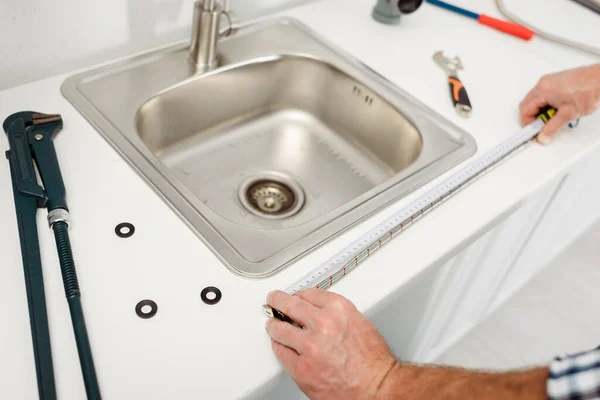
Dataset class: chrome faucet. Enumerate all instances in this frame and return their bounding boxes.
[189,0,232,72]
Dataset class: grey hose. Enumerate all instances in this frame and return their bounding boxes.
[495,0,600,57]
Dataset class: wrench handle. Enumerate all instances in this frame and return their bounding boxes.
[448,77,472,117]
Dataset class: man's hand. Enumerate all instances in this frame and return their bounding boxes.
[265,289,398,400]
[520,63,600,145]
[266,289,549,400]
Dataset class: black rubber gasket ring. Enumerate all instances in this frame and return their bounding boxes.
[135,299,158,319]
[115,222,135,238]
[201,286,222,305]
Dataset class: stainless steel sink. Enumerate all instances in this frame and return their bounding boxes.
[61,17,476,277]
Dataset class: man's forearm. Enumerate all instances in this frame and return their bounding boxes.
[377,362,549,400]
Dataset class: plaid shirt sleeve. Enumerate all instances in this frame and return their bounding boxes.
[547,345,600,400]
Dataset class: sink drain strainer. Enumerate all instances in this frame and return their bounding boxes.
[239,173,305,219]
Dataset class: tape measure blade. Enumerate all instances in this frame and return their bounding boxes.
[283,117,546,295]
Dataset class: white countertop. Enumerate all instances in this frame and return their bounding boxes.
[1,0,599,398]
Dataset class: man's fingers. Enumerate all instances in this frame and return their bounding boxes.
[537,108,577,145]
[266,319,308,353]
[267,290,318,327]
[519,90,547,126]
[297,288,333,308]
[271,340,299,375]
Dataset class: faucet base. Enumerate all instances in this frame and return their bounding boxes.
[189,0,222,70]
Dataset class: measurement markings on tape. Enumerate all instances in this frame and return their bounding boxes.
[264,108,556,321]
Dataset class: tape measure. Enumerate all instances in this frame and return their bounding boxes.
[263,107,557,323]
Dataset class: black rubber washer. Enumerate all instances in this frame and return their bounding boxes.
[135,299,158,319]
[115,222,135,238]
[201,286,222,305]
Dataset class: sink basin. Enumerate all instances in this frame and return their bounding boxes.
[61,18,476,277]
[137,55,424,230]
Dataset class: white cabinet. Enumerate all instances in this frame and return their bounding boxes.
[409,180,561,362]
[373,153,600,365]
[491,154,600,311]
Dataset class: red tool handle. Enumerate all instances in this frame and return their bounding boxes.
[478,14,535,41]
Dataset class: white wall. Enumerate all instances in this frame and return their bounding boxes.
[0,0,314,90]
[2,0,598,91]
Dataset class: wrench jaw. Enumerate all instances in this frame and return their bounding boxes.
[4,112,66,211]
[3,111,63,139]
[453,56,464,72]
[433,51,463,77]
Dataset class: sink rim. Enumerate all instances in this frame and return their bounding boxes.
[60,16,477,278]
